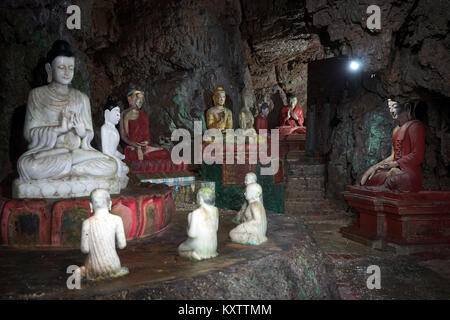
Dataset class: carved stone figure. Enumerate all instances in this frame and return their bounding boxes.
[361,99,425,192]
[75,189,129,281]
[101,96,129,189]
[205,86,233,134]
[13,40,119,199]
[255,103,270,132]
[229,183,267,245]
[239,102,256,134]
[233,172,258,224]
[120,89,171,162]
[178,188,219,261]
[279,93,306,134]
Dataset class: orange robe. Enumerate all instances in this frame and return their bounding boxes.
[364,120,425,192]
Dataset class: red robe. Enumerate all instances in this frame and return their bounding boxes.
[364,120,425,192]
[255,114,268,132]
[280,106,304,127]
[278,106,306,134]
[123,109,170,161]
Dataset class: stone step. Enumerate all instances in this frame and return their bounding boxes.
[285,190,325,200]
[287,164,326,176]
[286,177,325,191]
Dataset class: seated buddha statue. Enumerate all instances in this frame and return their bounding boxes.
[120,89,171,162]
[360,99,425,192]
[14,40,119,199]
[238,103,257,136]
[278,93,306,134]
[205,86,233,134]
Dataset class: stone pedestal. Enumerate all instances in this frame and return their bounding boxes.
[341,185,450,254]
[12,176,120,199]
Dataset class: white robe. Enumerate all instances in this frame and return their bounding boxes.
[18,85,117,180]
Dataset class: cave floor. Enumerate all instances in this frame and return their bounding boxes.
[0,201,449,299]
[298,209,450,300]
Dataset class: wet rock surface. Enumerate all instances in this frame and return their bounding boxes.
[0,208,340,300]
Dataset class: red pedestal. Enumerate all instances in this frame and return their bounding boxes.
[129,160,188,174]
[0,187,174,248]
[341,185,450,253]
[279,133,306,158]
[1,199,52,246]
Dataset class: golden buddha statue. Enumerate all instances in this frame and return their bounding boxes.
[206,86,233,134]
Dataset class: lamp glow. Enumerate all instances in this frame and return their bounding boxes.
[349,60,361,71]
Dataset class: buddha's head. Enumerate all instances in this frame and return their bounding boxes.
[212,87,226,107]
[244,183,262,202]
[388,99,412,123]
[261,103,270,118]
[127,89,145,109]
[244,172,257,186]
[104,96,121,125]
[197,187,215,206]
[90,188,112,213]
[287,93,297,108]
[45,40,75,85]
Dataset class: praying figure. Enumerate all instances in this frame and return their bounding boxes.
[238,103,256,136]
[206,86,233,134]
[255,103,270,132]
[101,96,129,189]
[76,189,129,281]
[14,40,119,198]
[360,99,425,192]
[178,188,219,261]
[229,183,267,245]
[120,88,171,162]
[233,172,260,224]
[279,93,306,134]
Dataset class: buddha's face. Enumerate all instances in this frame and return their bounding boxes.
[289,97,297,108]
[214,91,226,107]
[262,107,269,118]
[105,106,121,125]
[245,173,257,185]
[47,56,75,85]
[388,100,405,120]
[135,94,144,109]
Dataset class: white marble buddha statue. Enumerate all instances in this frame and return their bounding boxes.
[101,96,129,189]
[229,183,267,245]
[178,187,219,261]
[13,40,119,198]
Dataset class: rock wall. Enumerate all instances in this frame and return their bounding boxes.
[0,0,448,196]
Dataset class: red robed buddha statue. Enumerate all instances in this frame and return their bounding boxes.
[361,99,425,192]
[120,89,170,161]
[255,103,270,132]
[278,93,306,135]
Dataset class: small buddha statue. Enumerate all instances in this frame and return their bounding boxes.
[360,99,425,192]
[255,103,270,132]
[75,189,129,281]
[278,93,306,134]
[101,96,129,189]
[205,86,233,134]
[229,183,267,245]
[14,40,119,198]
[238,103,256,136]
[178,187,219,261]
[233,172,261,224]
[120,88,171,162]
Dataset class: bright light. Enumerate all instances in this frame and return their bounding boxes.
[349,60,361,71]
